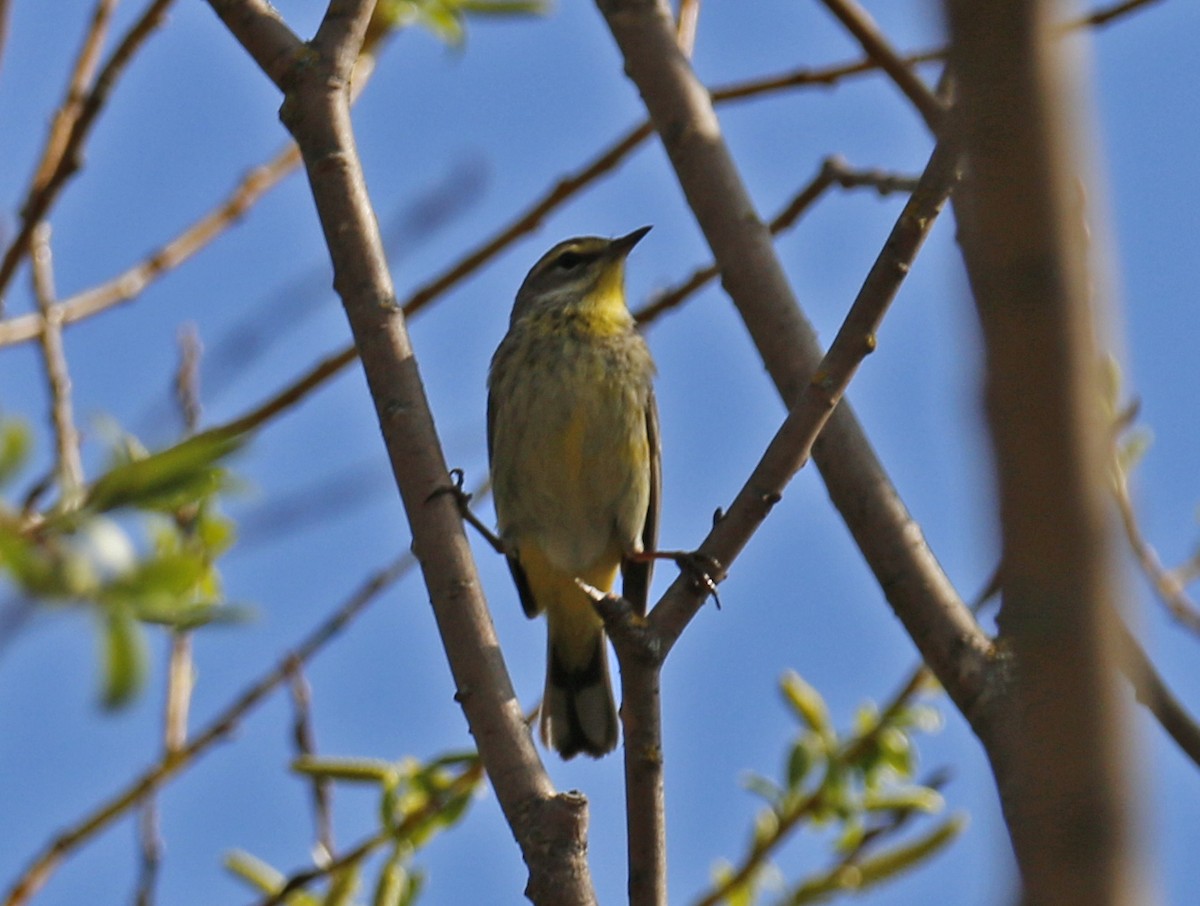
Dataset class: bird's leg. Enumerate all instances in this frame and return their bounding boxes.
[428,468,508,556]
[628,548,725,609]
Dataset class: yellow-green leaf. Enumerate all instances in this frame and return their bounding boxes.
[99,606,147,709]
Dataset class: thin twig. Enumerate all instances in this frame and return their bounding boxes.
[2,551,415,906]
[163,634,193,755]
[635,158,920,325]
[1117,620,1200,768]
[1076,0,1163,29]
[29,224,84,498]
[815,0,945,132]
[0,0,176,305]
[31,0,120,199]
[174,325,203,435]
[253,757,485,906]
[650,135,964,651]
[0,144,302,347]
[0,0,1153,345]
[133,797,162,906]
[286,659,336,863]
[1112,470,1200,635]
[0,0,12,82]
[164,327,202,755]
[696,570,999,906]
[675,0,699,57]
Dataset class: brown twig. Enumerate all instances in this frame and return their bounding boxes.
[0,0,1153,347]
[814,0,945,132]
[2,551,414,906]
[252,756,485,906]
[0,145,302,348]
[30,0,119,199]
[652,135,963,648]
[635,157,921,326]
[174,325,204,435]
[0,0,11,82]
[1077,0,1164,29]
[1117,620,1200,768]
[0,0,176,306]
[28,224,84,499]
[134,797,163,906]
[1112,468,1200,635]
[286,659,336,863]
[675,0,699,57]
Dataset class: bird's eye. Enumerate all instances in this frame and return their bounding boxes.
[554,251,585,271]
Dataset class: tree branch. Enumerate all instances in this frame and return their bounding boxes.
[2,553,412,906]
[651,137,964,652]
[593,0,991,723]
[205,2,596,902]
[28,224,84,499]
[0,0,175,306]
[943,0,1142,900]
[814,0,945,132]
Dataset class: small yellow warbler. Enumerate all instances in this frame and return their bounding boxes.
[487,227,659,759]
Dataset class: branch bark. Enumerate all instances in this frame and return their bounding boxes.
[942,0,1144,902]
[593,0,990,724]
[203,2,595,903]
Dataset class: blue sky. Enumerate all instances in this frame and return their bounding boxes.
[1,1,1198,904]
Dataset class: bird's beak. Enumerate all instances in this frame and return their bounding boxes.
[607,225,652,258]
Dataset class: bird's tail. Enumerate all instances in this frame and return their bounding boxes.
[541,628,618,759]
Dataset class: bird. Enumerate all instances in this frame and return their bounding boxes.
[486,226,660,758]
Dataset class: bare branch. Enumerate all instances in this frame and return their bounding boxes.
[203,0,300,90]
[134,797,162,906]
[1118,621,1200,769]
[594,0,991,721]
[29,224,84,498]
[1113,466,1200,635]
[2,552,414,906]
[943,0,1142,900]
[635,157,921,326]
[207,3,597,902]
[0,0,176,306]
[651,138,964,652]
[814,0,945,131]
[31,0,119,198]
[286,659,336,863]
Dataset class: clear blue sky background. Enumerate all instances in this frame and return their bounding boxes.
[1,1,1198,904]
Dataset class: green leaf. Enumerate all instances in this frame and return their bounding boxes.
[742,771,786,807]
[323,862,360,906]
[780,671,832,740]
[1117,427,1153,474]
[85,430,244,515]
[0,419,31,487]
[196,508,238,556]
[861,787,943,814]
[457,0,550,15]
[102,550,207,603]
[373,845,411,906]
[854,814,966,887]
[293,755,400,785]
[99,605,147,709]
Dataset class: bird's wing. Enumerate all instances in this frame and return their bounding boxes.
[622,388,661,616]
